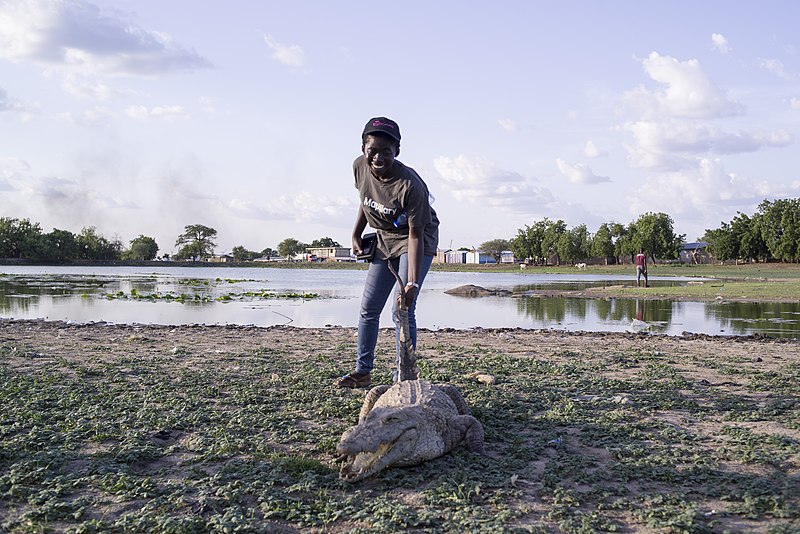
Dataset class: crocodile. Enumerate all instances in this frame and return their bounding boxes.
[337,379,485,482]
[336,261,484,482]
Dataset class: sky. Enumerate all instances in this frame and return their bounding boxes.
[1,0,799,256]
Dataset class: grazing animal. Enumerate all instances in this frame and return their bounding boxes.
[575,262,587,270]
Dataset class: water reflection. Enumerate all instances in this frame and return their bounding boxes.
[706,301,800,338]
[0,267,798,338]
[513,296,679,334]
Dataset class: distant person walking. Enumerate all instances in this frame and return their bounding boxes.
[337,117,440,388]
[635,249,648,287]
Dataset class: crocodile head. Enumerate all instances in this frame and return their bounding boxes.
[336,405,425,482]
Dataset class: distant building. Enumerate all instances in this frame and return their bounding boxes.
[500,250,516,264]
[680,242,711,264]
[445,250,469,264]
[207,254,233,263]
[444,249,507,264]
[306,246,352,262]
[465,251,496,264]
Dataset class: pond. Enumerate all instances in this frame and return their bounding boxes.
[1,265,798,338]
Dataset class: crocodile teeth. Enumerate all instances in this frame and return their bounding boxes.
[340,442,394,480]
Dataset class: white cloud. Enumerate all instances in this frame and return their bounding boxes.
[622,52,744,120]
[792,97,800,110]
[711,33,731,54]
[0,86,25,112]
[62,75,127,99]
[263,34,306,67]
[433,155,554,213]
[556,158,610,185]
[3,170,139,232]
[497,119,517,131]
[0,158,30,191]
[228,192,353,224]
[583,140,607,158]
[628,158,772,220]
[0,0,211,75]
[759,58,790,80]
[126,105,189,120]
[57,106,116,126]
[623,120,792,170]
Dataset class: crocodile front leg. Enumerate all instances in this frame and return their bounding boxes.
[359,385,391,423]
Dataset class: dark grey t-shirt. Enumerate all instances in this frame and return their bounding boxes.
[354,156,439,258]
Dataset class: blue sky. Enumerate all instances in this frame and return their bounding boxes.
[1,0,798,255]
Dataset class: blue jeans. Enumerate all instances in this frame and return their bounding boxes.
[355,254,433,375]
[636,265,648,286]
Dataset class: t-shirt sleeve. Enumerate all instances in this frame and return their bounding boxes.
[353,157,363,189]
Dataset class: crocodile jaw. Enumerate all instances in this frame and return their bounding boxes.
[339,430,415,482]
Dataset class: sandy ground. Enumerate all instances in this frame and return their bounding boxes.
[3,318,796,398]
[2,318,795,365]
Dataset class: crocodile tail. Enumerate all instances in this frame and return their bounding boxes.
[395,307,418,381]
[453,415,485,454]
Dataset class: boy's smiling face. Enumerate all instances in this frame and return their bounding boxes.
[363,134,399,179]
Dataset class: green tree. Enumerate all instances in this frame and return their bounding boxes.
[479,238,510,263]
[542,219,567,265]
[260,247,276,259]
[591,223,615,264]
[76,226,121,261]
[732,212,768,262]
[0,217,43,259]
[309,237,341,248]
[510,220,547,263]
[703,223,737,262]
[38,229,79,262]
[757,198,800,262]
[631,212,684,263]
[610,222,629,264]
[558,224,590,265]
[124,235,159,261]
[231,245,259,262]
[278,238,306,260]
[175,224,217,261]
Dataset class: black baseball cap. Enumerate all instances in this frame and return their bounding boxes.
[362,117,401,142]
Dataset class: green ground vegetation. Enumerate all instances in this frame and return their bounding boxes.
[1,324,798,532]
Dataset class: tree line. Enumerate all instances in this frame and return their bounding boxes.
[701,199,800,263]
[4,196,797,264]
[0,218,157,262]
[0,218,343,263]
[479,212,685,265]
[227,237,342,262]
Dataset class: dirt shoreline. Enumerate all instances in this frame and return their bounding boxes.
[3,318,798,370]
